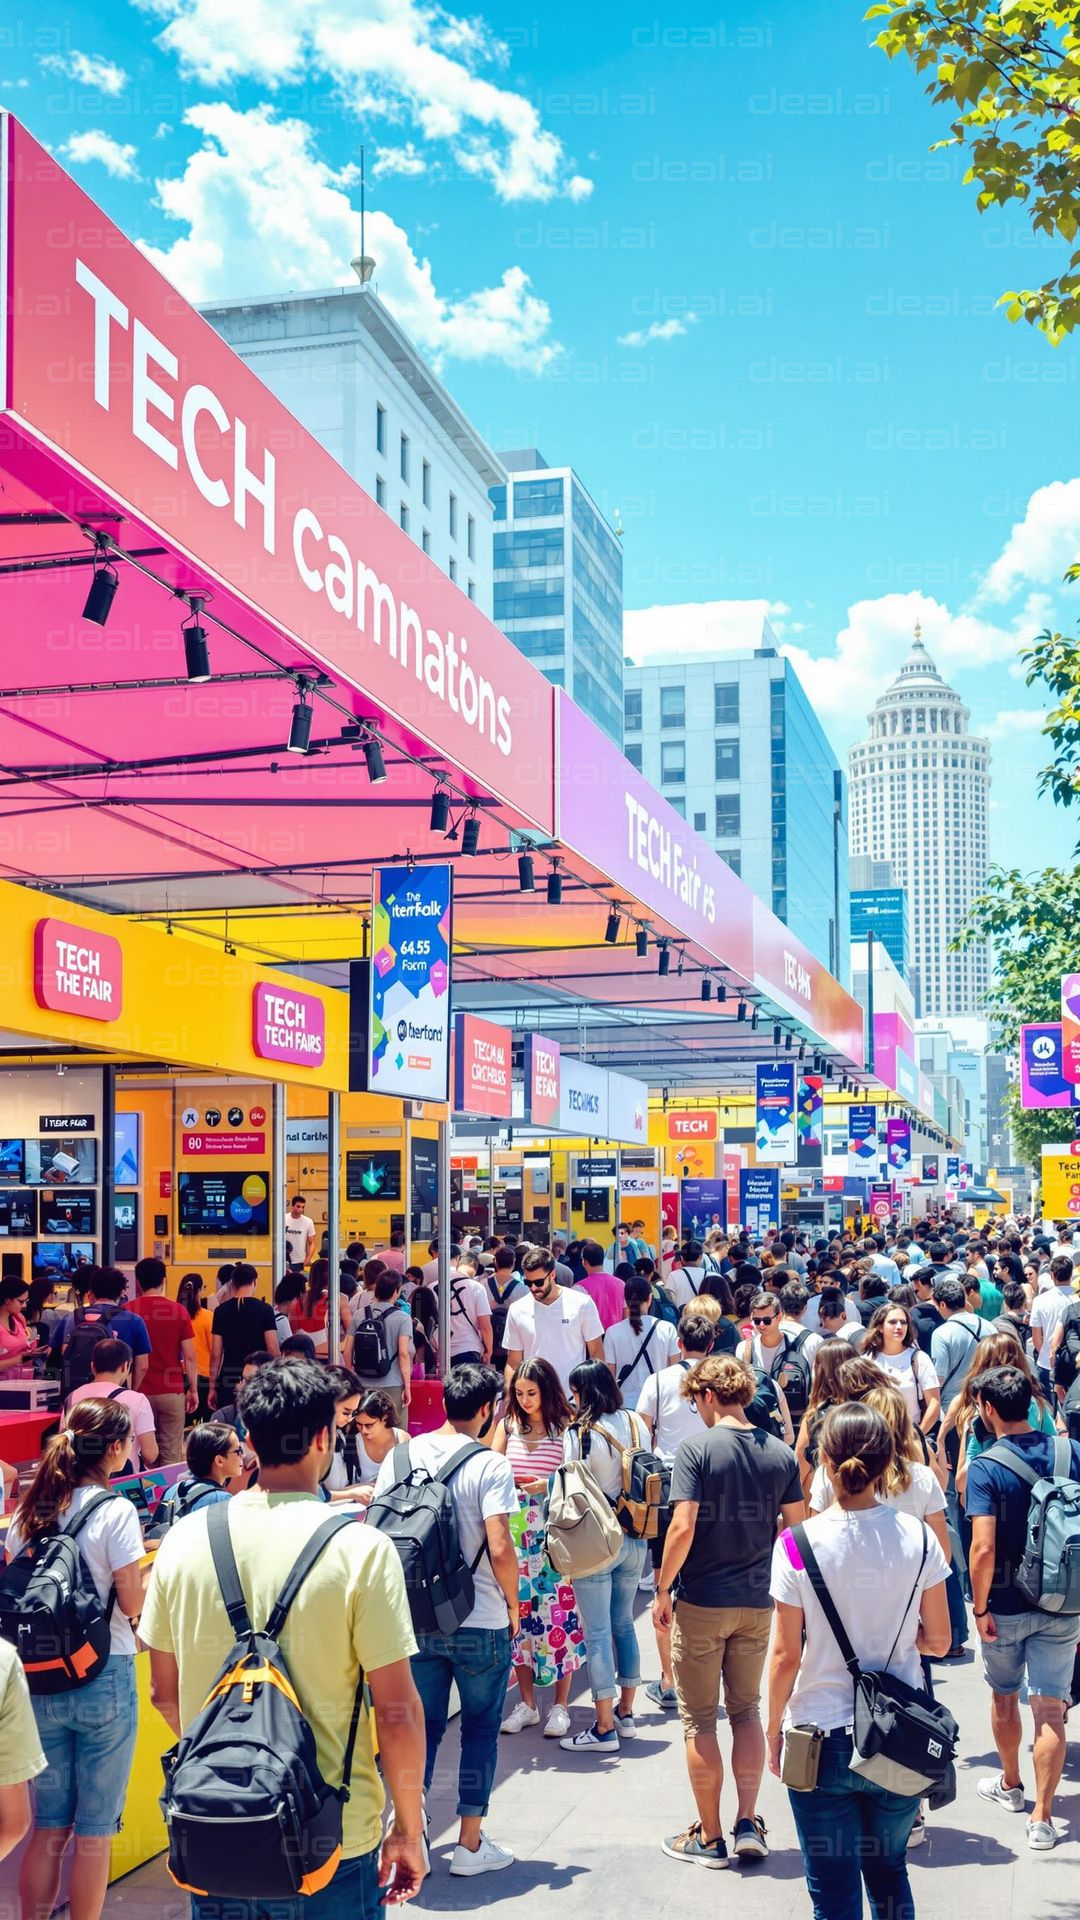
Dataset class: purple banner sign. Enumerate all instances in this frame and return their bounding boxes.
[1021,1023,1073,1108]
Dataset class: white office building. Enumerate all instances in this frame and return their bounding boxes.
[204,281,505,616]
[848,630,990,1018]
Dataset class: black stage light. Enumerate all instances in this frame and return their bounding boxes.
[363,736,387,784]
[518,851,536,893]
[287,693,314,754]
[605,908,621,945]
[547,867,562,906]
[183,620,211,683]
[636,926,648,959]
[82,560,119,626]
[462,813,481,856]
[430,790,450,834]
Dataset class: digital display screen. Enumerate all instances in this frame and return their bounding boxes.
[0,1191,37,1237]
[114,1197,138,1264]
[32,1241,95,1279]
[115,1112,140,1187]
[24,1138,98,1186]
[39,1191,96,1237]
[345,1151,402,1203]
[0,1142,25,1183]
[178,1172,270,1236]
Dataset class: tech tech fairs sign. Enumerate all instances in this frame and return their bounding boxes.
[1,122,554,835]
[252,984,326,1067]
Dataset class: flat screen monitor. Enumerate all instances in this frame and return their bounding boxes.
[115,1112,140,1187]
[0,1141,25,1183]
[32,1241,95,1280]
[114,1196,138,1264]
[24,1138,98,1186]
[345,1151,402,1203]
[177,1172,270,1236]
[39,1191,96,1237]
[0,1191,37,1237]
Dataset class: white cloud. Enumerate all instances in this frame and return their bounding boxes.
[154,121,174,138]
[624,599,785,663]
[977,476,1080,603]
[372,141,426,178]
[983,709,1048,740]
[0,79,30,91]
[40,50,128,94]
[141,105,560,372]
[61,130,141,179]
[131,0,591,202]
[618,315,697,349]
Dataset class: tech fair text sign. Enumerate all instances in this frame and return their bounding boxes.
[367,865,452,1101]
[554,1059,649,1147]
[454,1014,512,1120]
[33,919,122,1022]
[3,122,554,834]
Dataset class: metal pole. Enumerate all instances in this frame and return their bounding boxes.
[101,1066,116,1268]
[438,1116,452,1380]
[488,1136,495,1237]
[326,1092,341,1364]
[271,1082,286,1300]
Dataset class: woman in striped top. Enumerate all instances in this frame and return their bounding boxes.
[493,1358,584,1739]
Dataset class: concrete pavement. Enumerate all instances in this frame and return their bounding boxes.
[103,1616,1079,1920]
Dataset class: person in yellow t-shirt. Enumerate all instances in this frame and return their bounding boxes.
[0,1637,46,1859]
[140,1360,426,1920]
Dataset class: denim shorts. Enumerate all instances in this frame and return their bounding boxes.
[32,1655,138,1835]
[979,1609,1079,1702]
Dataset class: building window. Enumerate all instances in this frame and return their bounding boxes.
[490,484,507,521]
[715,795,740,838]
[714,739,740,781]
[399,502,409,533]
[375,475,386,510]
[513,476,564,518]
[625,742,642,772]
[467,515,475,560]
[624,689,642,730]
[422,459,431,508]
[449,557,457,583]
[715,683,739,725]
[449,492,458,540]
[694,811,706,832]
[660,685,685,730]
[467,579,475,601]
[722,849,741,877]
[400,434,410,484]
[376,404,386,456]
[661,740,686,785]
[422,528,430,555]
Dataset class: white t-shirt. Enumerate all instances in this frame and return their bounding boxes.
[804,1292,861,1333]
[373,1432,516,1629]
[665,1266,706,1311]
[284,1214,315,1266]
[809,1459,947,1522]
[635,1360,702,1463]
[770,1506,949,1733]
[7,1484,144,1656]
[738,1334,788,1376]
[564,1410,646,1500]
[65,1384,157,1474]
[448,1275,491,1359]
[504,1286,603,1390]
[603,1317,679,1409]
[1030,1284,1075,1346]
[871,1346,940,1423]
[325,1427,408,1492]
[779,1319,824,1362]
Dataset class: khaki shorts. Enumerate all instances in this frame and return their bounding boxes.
[671,1599,771,1736]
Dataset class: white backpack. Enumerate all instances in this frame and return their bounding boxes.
[545,1456,623,1579]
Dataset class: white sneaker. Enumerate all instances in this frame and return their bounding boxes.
[638,1567,656,1591]
[614,1709,637,1739]
[978,1774,1025,1813]
[1027,1819,1059,1851]
[543,1705,571,1738]
[500,1700,540,1735]
[559,1722,619,1753]
[450,1833,515,1877]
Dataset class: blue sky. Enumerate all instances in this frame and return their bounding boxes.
[7,0,1080,875]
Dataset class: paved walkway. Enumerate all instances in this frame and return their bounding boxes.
[104,1614,1079,1920]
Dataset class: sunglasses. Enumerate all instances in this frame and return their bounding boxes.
[525,1278,551,1291]
[751,1315,777,1326]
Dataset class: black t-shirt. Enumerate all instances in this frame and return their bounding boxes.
[669,1423,802,1609]
[912,1300,943,1355]
[212,1295,276,1395]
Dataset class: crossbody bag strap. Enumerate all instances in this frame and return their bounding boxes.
[792,1524,861,1677]
[618,1320,657,1384]
[450,1283,478,1338]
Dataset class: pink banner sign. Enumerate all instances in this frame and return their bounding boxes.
[33,919,122,1022]
[252,984,326,1067]
[751,901,865,1064]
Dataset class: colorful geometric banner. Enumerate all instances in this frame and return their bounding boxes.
[797,1074,824,1169]
[847,1104,879,1175]
[739,1166,780,1237]
[755,1062,797,1163]
[367,864,452,1100]
[886,1116,912,1175]
[1021,1023,1073,1108]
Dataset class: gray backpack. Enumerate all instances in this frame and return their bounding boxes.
[982,1437,1080,1615]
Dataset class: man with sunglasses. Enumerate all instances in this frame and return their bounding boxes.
[503,1248,604,1394]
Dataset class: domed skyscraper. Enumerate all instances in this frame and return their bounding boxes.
[848,628,990,1017]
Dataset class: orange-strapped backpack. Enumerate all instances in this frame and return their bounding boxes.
[0,1490,123,1693]
[161,1503,365,1902]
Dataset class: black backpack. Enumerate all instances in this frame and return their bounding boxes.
[745,1368,787,1443]
[161,1503,364,1902]
[773,1331,814,1427]
[485,1274,524,1363]
[62,1303,126,1395]
[0,1489,123,1694]
[1054,1304,1080,1392]
[352,1305,396,1379]
[365,1439,487,1633]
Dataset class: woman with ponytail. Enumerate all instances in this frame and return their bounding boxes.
[767,1404,951,1918]
[9,1399,145,1920]
[603,1277,678,1409]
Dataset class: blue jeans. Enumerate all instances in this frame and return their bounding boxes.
[411,1627,512,1818]
[572,1534,647,1703]
[787,1730,920,1920]
[32,1655,138,1836]
[192,1847,380,1920]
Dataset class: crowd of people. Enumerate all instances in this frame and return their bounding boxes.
[0,1206,1076,1919]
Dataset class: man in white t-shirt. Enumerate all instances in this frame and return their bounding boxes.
[665,1240,708,1312]
[372,1362,519,1877]
[777,1281,824,1362]
[803,1282,861,1334]
[1030,1254,1075,1384]
[503,1248,604,1393]
[448,1269,493,1365]
[284,1195,316,1268]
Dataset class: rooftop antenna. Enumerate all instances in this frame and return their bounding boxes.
[612,508,624,540]
[350,145,376,286]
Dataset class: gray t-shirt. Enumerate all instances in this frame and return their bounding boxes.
[930,1312,994,1407]
[353,1304,412,1388]
[670,1423,802,1609]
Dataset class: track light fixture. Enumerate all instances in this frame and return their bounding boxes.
[677,949,685,977]
[658,941,671,977]
[287,681,314,754]
[546,864,562,906]
[430,789,450,835]
[751,1006,759,1031]
[82,541,118,627]
[773,1024,782,1048]
[717,979,727,1003]
[362,734,387,785]
[182,598,211,682]
[636,926,648,959]
[605,908,621,945]
[826,1062,834,1079]
[701,976,712,1002]
[461,812,481,857]
[799,1043,806,1062]
[517,850,536,893]
[785,1030,793,1051]
[737,1000,747,1022]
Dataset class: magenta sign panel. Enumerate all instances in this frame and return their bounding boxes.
[252,984,326,1067]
